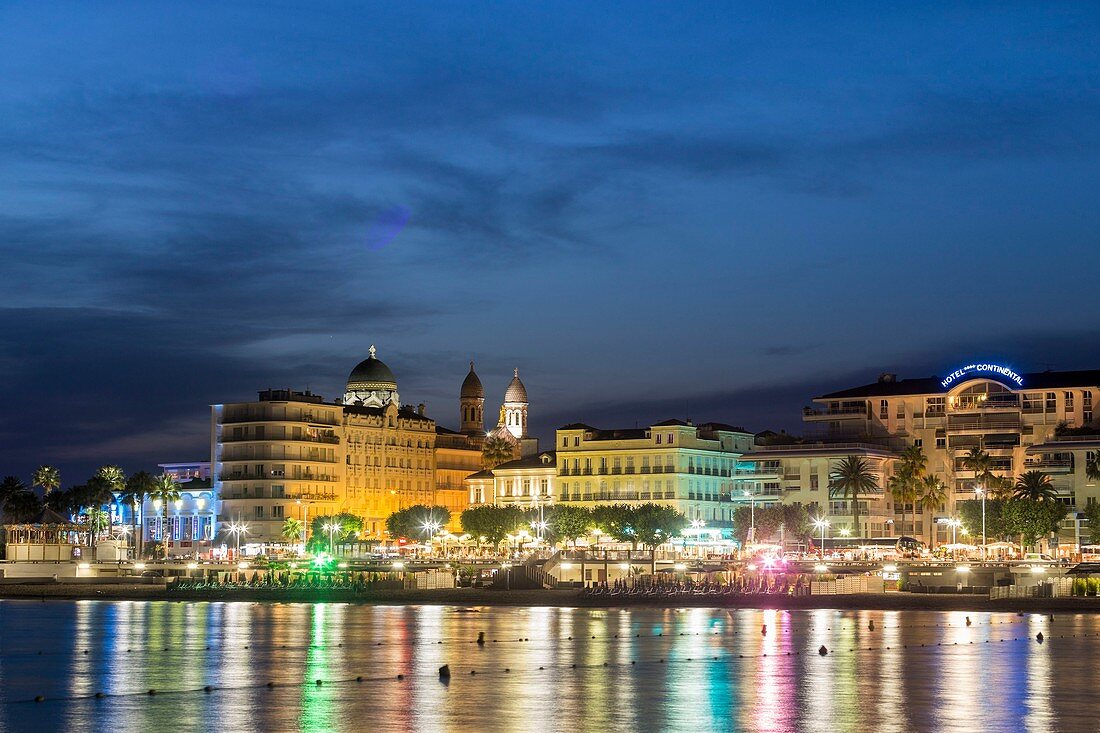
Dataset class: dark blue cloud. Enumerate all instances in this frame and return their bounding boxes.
[1,2,1099,481]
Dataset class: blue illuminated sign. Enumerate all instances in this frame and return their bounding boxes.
[940,362,1024,389]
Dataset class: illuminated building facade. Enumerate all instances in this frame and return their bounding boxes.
[465,450,558,510]
[737,364,1100,543]
[553,420,755,526]
[213,349,534,545]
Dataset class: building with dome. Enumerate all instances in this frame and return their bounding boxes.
[343,345,400,407]
[212,349,536,545]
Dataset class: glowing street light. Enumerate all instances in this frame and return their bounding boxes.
[813,518,830,559]
[743,489,756,543]
[323,522,339,555]
[975,486,987,561]
[227,522,249,556]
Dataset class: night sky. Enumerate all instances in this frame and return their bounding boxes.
[3,3,1099,484]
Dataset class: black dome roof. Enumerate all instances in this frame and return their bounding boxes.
[346,346,397,389]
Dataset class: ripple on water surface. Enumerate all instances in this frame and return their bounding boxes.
[0,601,1098,733]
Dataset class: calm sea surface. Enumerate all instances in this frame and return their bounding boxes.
[1,600,1098,732]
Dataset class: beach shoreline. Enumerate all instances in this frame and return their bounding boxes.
[3,584,1100,612]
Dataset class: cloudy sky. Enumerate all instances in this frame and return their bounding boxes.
[2,2,1099,483]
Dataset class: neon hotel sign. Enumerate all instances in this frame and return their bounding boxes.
[940,363,1024,389]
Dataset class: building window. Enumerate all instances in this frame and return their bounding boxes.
[926,397,945,416]
[562,437,568,447]
[913,439,922,448]
[668,434,674,444]
[1047,392,1057,411]
[273,505,284,519]
[254,506,264,519]
[810,474,819,490]
[879,400,888,419]
[1066,391,1076,411]
[656,435,662,444]
[936,437,946,449]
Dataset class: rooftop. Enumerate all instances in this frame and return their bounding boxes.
[817,368,1100,400]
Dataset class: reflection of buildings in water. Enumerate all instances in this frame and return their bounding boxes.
[1025,614,1054,733]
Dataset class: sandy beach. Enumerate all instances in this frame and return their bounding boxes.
[3,583,1100,612]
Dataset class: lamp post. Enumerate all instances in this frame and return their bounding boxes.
[743,490,756,544]
[296,498,314,554]
[324,522,338,556]
[422,520,441,557]
[813,518,830,560]
[227,522,248,557]
[976,487,987,562]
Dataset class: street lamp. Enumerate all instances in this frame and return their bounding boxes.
[295,498,319,554]
[813,518,830,560]
[422,520,441,556]
[975,486,987,562]
[323,522,338,556]
[743,490,756,543]
[227,522,249,556]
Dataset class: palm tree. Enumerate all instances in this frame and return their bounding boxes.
[899,445,928,478]
[282,518,304,544]
[32,465,60,496]
[890,445,927,538]
[1013,470,1057,502]
[120,471,156,559]
[150,474,182,560]
[919,475,949,548]
[481,436,516,469]
[961,446,994,487]
[1087,455,1100,485]
[0,476,27,508]
[829,456,879,539]
[81,475,117,553]
[3,489,43,523]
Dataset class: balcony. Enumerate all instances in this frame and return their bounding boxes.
[946,414,1021,433]
[221,434,340,445]
[219,472,339,482]
[221,415,340,426]
[1023,458,1074,473]
[803,406,868,421]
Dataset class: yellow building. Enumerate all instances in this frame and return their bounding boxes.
[213,389,345,544]
[554,420,755,526]
[214,349,537,545]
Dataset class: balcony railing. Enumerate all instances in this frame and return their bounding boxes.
[803,407,868,418]
[221,415,340,426]
[221,434,339,444]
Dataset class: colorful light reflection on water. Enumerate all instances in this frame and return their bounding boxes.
[1,601,1099,732]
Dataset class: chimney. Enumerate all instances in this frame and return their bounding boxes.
[417,403,425,416]
[878,372,897,383]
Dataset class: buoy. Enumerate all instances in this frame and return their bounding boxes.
[1049,615,1054,622]
[470,670,476,675]
[505,668,510,672]
[94,692,104,698]
[316,680,323,686]
[819,646,828,656]
[868,620,875,631]
[203,686,213,693]
[147,689,156,696]
[966,617,972,627]
[761,625,767,636]
[1036,633,1044,643]
[34,696,44,703]
[439,665,451,679]
[477,632,485,646]
[267,682,275,688]
[356,676,363,682]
